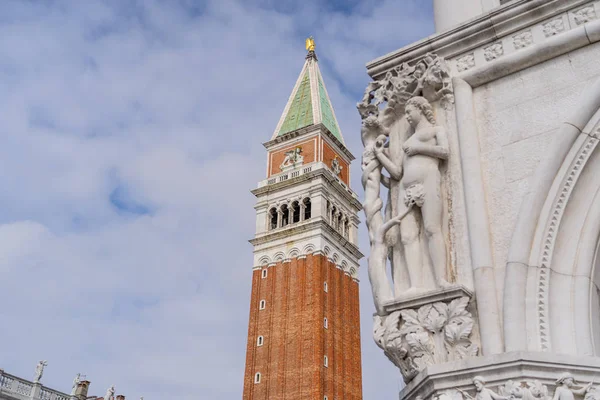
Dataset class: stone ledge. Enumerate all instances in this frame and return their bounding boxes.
[366,0,591,79]
[400,351,600,400]
[383,284,474,314]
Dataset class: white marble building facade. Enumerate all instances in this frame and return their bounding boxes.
[359,1,600,399]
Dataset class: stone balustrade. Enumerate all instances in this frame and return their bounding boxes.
[0,371,72,400]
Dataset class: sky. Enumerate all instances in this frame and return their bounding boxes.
[0,0,434,398]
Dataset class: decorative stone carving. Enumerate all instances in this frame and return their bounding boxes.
[471,376,510,400]
[33,360,47,383]
[573,6,596,26]
[436,373,597,400]
[374,296,478,383]
[554,373,593,400]
[331,156,343,176]
[534,136,599,351]
[484,43,504,62]
[513,31,533,49]
[543,18,565,37]
[357,53,454,316]
[456,54,475,72]
[279,147,303,171]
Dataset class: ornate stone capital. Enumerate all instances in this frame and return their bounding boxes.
[374,295,478,383]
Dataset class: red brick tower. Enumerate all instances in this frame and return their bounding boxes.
[242,38,364,400]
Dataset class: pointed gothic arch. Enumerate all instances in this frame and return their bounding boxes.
[504,76,600,355]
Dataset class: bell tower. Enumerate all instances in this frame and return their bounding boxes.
[242,38,364,400]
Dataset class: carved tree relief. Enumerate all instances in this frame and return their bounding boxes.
[357,53,455,315]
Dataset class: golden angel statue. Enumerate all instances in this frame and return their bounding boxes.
[305,36,315,52]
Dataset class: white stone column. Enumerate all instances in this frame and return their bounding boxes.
[433,0,483,33]
[453,77,503,355]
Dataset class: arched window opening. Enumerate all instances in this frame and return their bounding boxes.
[324,355,328,367]
[257,336,264,346]
[292,201,301,223]
[281,204,289,227]
[262,269,268,279]
[254,373,261,384]
[324,317,328,329]
[259,300,266,310]
[269,208,278,230]
[303,198,312,220]
[324,282,328,293]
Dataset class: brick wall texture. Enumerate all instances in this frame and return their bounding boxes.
[321,141,349,186]
[242,254,362,399]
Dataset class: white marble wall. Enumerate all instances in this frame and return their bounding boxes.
[473,41,600,316]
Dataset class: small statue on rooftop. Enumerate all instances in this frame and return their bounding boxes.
[71,373,81,395]
[105,385,115,400]
[33,360,48,383]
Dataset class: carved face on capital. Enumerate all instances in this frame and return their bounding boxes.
[405,104,422,128]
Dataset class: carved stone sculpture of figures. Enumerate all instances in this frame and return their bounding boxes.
[71,373,81,395]
[280,147,303,171]
[374,96,450,291]
[357,53,454,315]
[440,374,600,400]
[472,376,510,400]
[553,373,592,400]
[105,385,115,400]
[331,157,343,176]
[33,360,47,383]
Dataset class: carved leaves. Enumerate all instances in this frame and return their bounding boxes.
[374,296,479,383]
[374,312,419,381]
[445,297,478,359]
[358,52,454,126]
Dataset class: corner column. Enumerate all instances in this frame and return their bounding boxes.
[453,77,503,355]
[433,0,484,33]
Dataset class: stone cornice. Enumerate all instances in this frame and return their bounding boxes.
[251,167,363,211]
[249,218,364,260]
[263,123,355,161]
[365,0,591,79]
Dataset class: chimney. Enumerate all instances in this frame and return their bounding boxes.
[116,396,125,400]
[75,380,90,399]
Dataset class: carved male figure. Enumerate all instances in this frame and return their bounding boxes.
[473,376,509,400]
[374,96,449,291]
[553,373,592,400]
[33,360,47,383]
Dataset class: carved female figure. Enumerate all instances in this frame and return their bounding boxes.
[375,96,449,291]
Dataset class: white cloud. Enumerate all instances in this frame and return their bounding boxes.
[0,0,433,398]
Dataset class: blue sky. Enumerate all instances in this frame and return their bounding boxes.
[0,0,434,398]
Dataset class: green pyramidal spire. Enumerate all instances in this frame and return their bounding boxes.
[272,39,344,144]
